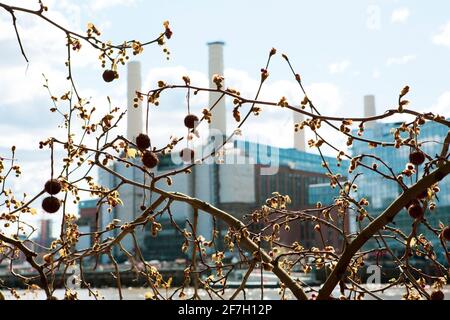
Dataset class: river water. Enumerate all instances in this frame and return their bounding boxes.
[2,285,449,300]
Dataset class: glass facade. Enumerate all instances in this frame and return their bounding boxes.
[351,120,449,260]
[234,140,348,176]
[308,183,340,206]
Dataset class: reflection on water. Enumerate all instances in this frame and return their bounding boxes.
[2,285,449,300]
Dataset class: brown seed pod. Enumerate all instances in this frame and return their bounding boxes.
[102,70,117,83]
[136,133,151,150]
[430,290,445,301]
[142,151,159,169]
[408,201,424,219]
[184,114,199,129]
[442,226,450,241]
[42,197,61,214]
[409,151,425,166]
[44,179,62,195]
[180,148,195,163]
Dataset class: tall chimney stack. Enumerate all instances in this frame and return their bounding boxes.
[364,95,376,128]
[127,61,144,141]
[293,111,306,152]
[208,42,227,138]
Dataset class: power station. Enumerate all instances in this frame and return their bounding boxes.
[92,42,352,262]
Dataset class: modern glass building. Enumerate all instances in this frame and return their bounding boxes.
[351,120,449,262]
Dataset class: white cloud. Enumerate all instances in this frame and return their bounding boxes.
[372,69,381,79]
[432,22,450,47]
[329,60,351,74]
[366,4,382,31]
[386,54,416,66]
[430,91,450,117]
[391,8,410,24]
[0,63,67,105]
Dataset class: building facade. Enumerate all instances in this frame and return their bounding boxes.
[92,42,350,263]
[351,119,449,262]
[97,139,349,262]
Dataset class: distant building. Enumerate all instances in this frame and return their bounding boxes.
[351,104,449,262]
[36,219,54,248]
[78,199,98,228]
[97,42,350,263]
[78,199,99,254]
[99,140,349,261]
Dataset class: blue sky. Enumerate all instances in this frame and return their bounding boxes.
[0,0,449,229]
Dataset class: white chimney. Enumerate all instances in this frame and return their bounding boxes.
[293,111,306,151]
[127,61,144,141]
[364,95,376,128]
[208,42,227,138]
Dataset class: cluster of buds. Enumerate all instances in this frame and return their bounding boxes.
[359,198,370,207]
[336,150,346,166]
[300,96,309,109]
[251,106,262,116]
[398,85,410,112]
[163,20,173,39]
[148,90,161,106]
[294,120,306,132]
[151,221,162,237]
[106,190,123,208]
[278,96,289,108]
[211,251,224,264]
[261,68,269,82]
[308,139,324,148]
[233,106,241,122]
[326,173,342,189]
[133,92,143,108]
[202,108,212,123]
[340,120,352,134]
[402,163,417,177]
[307,118,322,131]
[212,74,224,89]
[357,122,365,136]
[86,23,101,37]
[346,137,354,147]
[68,37,82,51]
[182,75,191,85]
[265,192,291,210]
[131,41,144,55]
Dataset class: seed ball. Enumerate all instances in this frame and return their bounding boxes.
[442,226,450,241]
[430,290,445,301]
[42,197,61,214]
[44,179,62,195]
[408,201,424,219]
[180,148,195,163]
[142,151,159,169]
[409,151,425,166]
[136,133,151,150]
[184,114,199,129]
[102,70,117,83]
